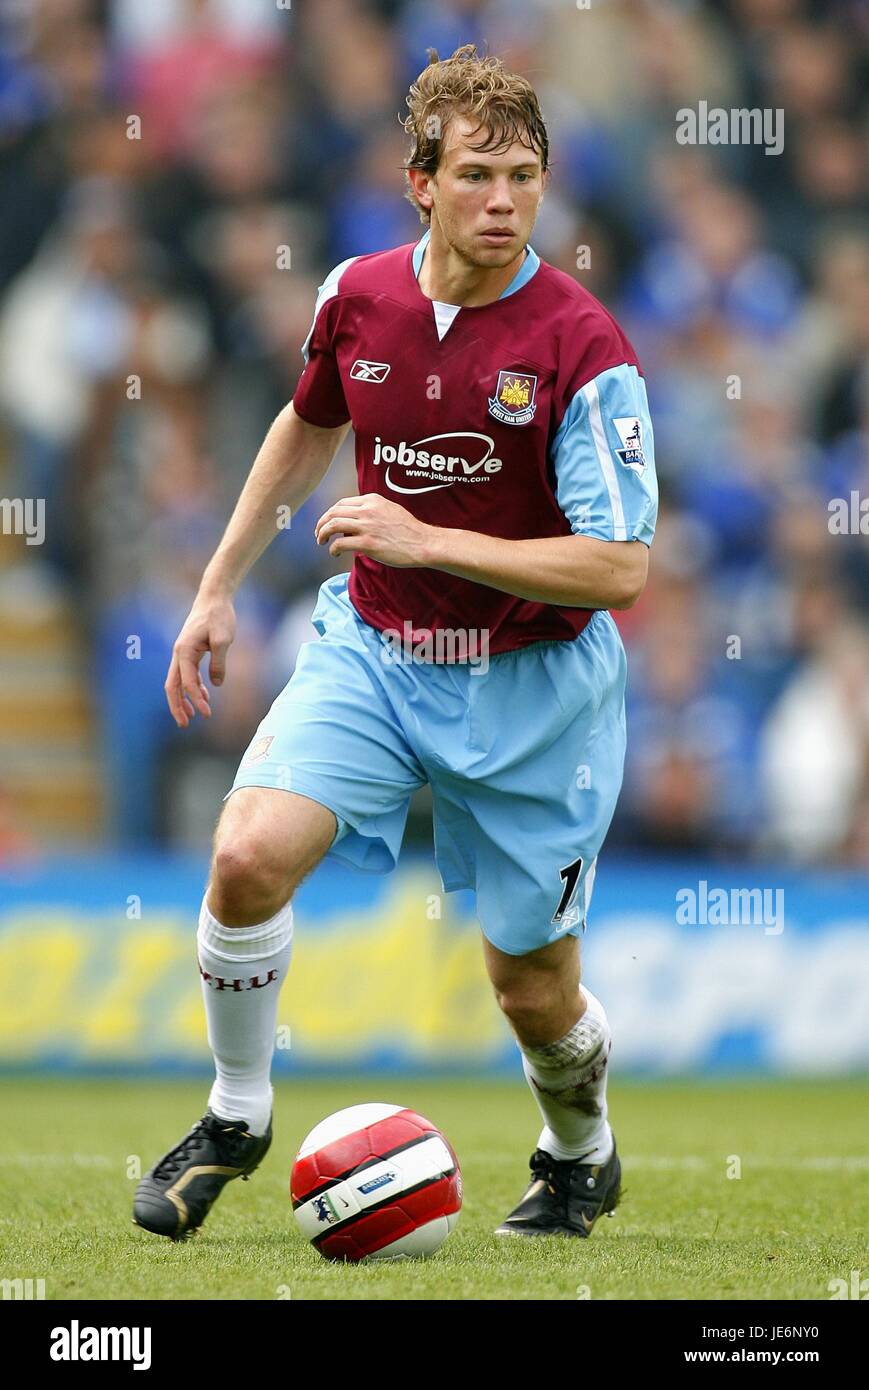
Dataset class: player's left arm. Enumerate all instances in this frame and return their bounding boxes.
[315,362,658,610]
[315,507,646,609]
[424,530,648,609]
[424,360,658,608]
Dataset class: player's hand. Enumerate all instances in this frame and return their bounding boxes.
[314,494,436,567]
[164,591,236,728]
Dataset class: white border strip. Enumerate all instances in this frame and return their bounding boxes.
[582,377,627,540]
[301,256,358,363]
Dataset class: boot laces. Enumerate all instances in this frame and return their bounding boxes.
[530,1149,573,1202]
[152,1113,251,1180]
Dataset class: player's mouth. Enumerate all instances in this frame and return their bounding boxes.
[479,228,515,244]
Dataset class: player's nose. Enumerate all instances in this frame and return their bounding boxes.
[486,177,515,212]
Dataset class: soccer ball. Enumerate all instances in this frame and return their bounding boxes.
[290,1102,462,1262]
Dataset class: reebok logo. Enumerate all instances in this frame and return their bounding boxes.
[350,360,390,382]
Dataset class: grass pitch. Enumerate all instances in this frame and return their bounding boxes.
[0,1076,866,1301]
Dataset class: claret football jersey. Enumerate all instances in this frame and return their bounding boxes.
[292,228,658,656]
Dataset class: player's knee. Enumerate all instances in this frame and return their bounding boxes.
[494,982,556,1035]
[210,838,291,921]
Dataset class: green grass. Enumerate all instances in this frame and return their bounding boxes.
[0,1077,866,1300]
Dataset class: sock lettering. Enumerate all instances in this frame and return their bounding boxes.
[200,966,280,991]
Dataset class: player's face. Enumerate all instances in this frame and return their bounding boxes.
[428,114,545,268]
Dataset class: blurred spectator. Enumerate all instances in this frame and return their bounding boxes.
[760,602,869,862]
[619,521,763,854]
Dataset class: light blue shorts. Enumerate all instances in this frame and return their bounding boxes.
[229,572,627,956]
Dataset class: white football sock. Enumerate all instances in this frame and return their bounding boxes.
[518,984,614,1163]
[197,896,294,1136]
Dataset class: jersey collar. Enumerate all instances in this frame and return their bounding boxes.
[411,227,540,300]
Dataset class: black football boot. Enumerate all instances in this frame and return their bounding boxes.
[495,1140,621,1238]
[133,1109,272,1240]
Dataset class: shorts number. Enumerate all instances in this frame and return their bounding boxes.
[552,855,584,927]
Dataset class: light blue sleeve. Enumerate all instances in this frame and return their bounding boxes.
[551,362,658,545]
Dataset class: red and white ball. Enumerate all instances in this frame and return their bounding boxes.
[291,1102,462,1262]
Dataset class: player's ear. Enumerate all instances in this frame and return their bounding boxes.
[407,167,434,213]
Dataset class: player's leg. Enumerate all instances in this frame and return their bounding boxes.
[134,575,426,1239]
[482,931,613,1165]
[197,786,338,1139]
[482,931,620,1238]
[133,787,338,1241]
[428,609,627,1237]
[208,785,338,926]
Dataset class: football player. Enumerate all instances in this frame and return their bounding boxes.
[134,44,657,1244]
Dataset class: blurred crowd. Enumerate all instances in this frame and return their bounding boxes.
[0,0,867,863]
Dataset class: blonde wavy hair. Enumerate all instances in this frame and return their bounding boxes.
[402,44,549,225]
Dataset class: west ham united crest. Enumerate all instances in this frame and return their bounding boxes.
[488,370,538,426]
[244,735,274,764]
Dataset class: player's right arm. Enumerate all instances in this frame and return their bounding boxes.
[165,403,351,727]
[168,255,354,727]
